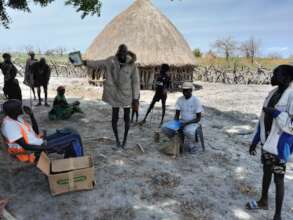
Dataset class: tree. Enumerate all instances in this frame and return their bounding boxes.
[55,47,67,56]
[23,45,34,53]
[213,36,237,61]
[0,0,102,28]
[205,50,216,58]
[44,49,55,56]
[267,52,283,59]
[193,48,202,58]
[240,43,250,59]
[240,37,260,64]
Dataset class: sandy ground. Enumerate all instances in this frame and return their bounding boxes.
[0,76,293,220]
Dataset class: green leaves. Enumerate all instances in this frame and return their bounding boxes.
[65,0,102,18]
[0,0,9,28]
[33,0,55,7]
[8,0,30,11]
[0,0,102,29]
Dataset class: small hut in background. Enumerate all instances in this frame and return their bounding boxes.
[84,0,195,90]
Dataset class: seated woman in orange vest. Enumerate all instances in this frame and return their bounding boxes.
[1,99,84,163]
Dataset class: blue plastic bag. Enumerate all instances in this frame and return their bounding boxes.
[161,120,183,138]
[277,132,293,163]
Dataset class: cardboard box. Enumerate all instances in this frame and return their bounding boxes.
[37,152,95,196]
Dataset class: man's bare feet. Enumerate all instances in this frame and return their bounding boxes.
[139,120,146,126]
[112,141,121,151]
[273,214,281,220]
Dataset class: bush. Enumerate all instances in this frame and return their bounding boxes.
[193,48,202,58]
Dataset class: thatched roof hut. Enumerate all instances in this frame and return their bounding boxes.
[84,0,195,89]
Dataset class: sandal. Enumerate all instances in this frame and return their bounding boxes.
[246,200,268,210]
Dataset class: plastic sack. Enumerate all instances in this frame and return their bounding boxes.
[161,120,182,138]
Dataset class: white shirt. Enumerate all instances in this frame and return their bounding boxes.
[175,95,203,122]
[1,115,43,146]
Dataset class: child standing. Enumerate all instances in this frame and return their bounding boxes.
[140,64,170,126]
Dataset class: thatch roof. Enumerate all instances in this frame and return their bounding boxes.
[84,0,195,67]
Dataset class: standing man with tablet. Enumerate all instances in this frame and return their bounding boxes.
[82,44,140,150]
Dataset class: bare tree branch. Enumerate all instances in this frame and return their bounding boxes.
[213,36,237,61]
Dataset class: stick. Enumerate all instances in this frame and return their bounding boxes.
[3,209,16,220]
[28,71,33,108]
[136,144,145,153]
[29,86,32,108]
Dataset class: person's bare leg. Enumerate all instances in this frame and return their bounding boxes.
[258,164,272,209]
[178,128,185,153]
[131,109,135,123]
[122,108,130,149]
[160,98,166,127]
[44,85,49,107]
[36,87,42,106]
[32,87,36,100]
[136,111,139,123]
[141,99,156,124]
[112,107,121,148]
[273,173,285,220]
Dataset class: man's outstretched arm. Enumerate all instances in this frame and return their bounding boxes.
[83,59,108,70]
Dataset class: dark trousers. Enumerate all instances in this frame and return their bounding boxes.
[3,80,22,101]
[44,129,84,158]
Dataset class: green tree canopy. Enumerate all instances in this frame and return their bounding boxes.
[0,0,102,28]
[193,48,202,58]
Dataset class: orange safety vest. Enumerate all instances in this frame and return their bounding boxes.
[4,117,36,163]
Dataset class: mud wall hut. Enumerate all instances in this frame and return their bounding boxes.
[84,0,195,90]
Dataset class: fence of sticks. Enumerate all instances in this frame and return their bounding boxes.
[194,64,273,84]
[15,60,87,78]
[14,61,273,86]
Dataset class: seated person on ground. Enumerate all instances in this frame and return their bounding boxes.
[49,86,82,120]
[162,82,203,154]
[1,99,84,164]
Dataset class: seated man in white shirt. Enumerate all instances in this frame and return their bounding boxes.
[1,99,84,163]
[174,82,203,153]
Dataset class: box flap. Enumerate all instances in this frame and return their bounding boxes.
[51,156,92,173]
[36,152,51,176]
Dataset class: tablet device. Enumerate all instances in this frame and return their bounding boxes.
[68,51,83,66]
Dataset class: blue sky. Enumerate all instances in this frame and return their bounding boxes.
[0,0,292,57]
